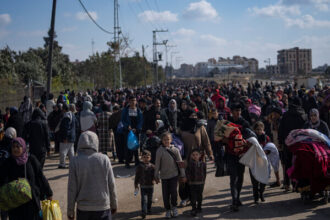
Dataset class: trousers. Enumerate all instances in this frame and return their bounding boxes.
[59,142,74,167]
[161,176,178,210]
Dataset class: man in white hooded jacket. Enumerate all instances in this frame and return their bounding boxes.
[67,131,117,220]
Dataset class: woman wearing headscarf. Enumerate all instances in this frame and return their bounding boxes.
[179,109,214,161]
[0,137,53,220]
[79,101,97,133]
[165,99,178,134]
[303,108,330,137]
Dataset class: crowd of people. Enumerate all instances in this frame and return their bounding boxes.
[0,79,329,220]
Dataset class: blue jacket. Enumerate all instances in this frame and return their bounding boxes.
[59,112,76,143]
[121,107,143,131]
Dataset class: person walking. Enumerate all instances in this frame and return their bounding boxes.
[58,104,76,169]
[67,131,117,220]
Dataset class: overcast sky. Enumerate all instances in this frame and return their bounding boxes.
[1,0,330,68]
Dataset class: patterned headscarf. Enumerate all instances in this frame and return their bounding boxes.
[12,137,28,165]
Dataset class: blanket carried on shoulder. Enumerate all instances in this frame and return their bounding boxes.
[239,137,269,184]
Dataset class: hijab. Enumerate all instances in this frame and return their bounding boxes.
[168,99,177,113]
[81,101,95,117]
[12,137,28,165]
[309,108,320,129]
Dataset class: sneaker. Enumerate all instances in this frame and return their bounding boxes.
[172,207,178,218]
[237,200,243,206]
[58,165,66,169]
[141,213,146,219]
[179,199,188,207]
[147,209,152,214]
[270,182,281,188]
[165,210,171,219]
[190,209,197,217]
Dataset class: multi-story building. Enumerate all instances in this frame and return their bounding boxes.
[266,65,280,74]
[277,47,312,75]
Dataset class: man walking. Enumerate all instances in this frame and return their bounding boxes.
[58,104,76,168]
[67,131,117,220]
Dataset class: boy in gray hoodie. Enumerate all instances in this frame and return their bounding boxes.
[67,131,117,220]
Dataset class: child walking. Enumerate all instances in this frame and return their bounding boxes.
[251,121,268,203]
[155,132,186,219]
[134,150,155,219]
[186,149,207,217]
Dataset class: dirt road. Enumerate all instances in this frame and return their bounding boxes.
[44,155,330,220]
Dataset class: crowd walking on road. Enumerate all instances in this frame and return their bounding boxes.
[0,79,329,220]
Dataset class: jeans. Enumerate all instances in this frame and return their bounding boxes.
[77,209,111,220]
[141,188,154,214]
[249,169,265,201]
[161,176,178,210]
[59,142,74,167]
[227,154,245,205]
[189,184,204,210]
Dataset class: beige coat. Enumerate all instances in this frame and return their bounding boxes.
[179,126,213,160]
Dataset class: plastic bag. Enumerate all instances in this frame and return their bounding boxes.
[127,131,139,150]
[171,134,184,157]
[41,200,62,220]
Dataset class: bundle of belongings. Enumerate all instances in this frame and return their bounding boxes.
[214,120,248,156]
[285,129,330,195]
[214,120,269,184]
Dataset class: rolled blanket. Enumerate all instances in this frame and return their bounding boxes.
[285,129,330,147]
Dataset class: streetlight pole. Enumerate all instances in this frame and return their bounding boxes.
[46,0,57,99]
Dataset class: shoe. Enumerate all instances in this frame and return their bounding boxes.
[237,200,243,206]
[197,207,202,213]
[141,213,146,219]
[171,207,178,217]
[165,210,171,219]
[190,210,197,217]
[125,164,131,169]
[254,200,259,205]
[260,195,265,202]
[270,182,281,188]
[147,209,152,214]
[230,204,239,212]
[58,165,66,169]
[179,199,188,207]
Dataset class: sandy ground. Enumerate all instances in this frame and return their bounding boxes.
[43,155,330,220]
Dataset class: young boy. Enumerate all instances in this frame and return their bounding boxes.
[134,150,155,219]
[254,121,281,188]
[186,149,207,216]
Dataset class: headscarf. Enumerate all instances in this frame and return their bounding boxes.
[12,137,28,165]
[81,101,94,117]
[5,127,17,139]
[168,99,177,113]
[309,108,320,129]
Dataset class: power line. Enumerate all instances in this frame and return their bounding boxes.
[77,0,113,34]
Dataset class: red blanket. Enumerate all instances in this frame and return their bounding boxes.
[289,142,330,194]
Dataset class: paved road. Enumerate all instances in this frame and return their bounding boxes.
[44,155,330,220]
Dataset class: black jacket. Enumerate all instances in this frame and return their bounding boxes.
[5,113,24,138]
[303,120,330,137]
[0,155,53,217]
[278,105,307,145]
[165,108,178,133]
[24,109,50,155]
[143,106,169,132]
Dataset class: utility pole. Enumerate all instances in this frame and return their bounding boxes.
[142,45,148,87]
[152,29,168,85]
[170,51,179,81]
[264,58,271,74]
[114,0,122,88]
[164,44,176,82]
[91,39,95,55]
[46,0,57,99]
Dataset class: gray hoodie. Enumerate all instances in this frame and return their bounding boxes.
[67,131,117,216]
